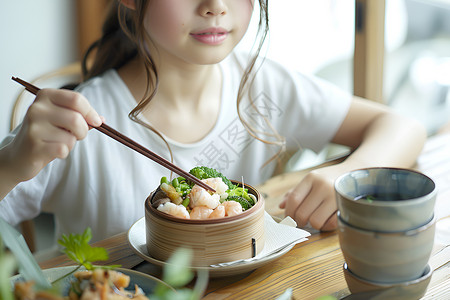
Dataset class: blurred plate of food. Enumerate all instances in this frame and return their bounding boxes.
[10,266,173,299]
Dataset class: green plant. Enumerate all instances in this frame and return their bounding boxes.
[0,238,16,300]
[57,228,208,299]
[58,228,118,269]
[153,248,208,300]
[1,227,207,299]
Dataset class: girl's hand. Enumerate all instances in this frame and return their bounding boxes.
[279,165,343,231]
[5,88,102,183]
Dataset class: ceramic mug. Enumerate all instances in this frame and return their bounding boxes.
[337,213,435,283]
[335,168,436,232]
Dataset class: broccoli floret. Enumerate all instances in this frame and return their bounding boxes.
[224,196,251,210]
[189,166,235,189]
[227,186,254,205]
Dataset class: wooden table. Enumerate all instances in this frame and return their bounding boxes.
[39,134,450,299]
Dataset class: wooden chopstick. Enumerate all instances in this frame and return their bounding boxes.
[11,76,216,192]
[95,123,216,192]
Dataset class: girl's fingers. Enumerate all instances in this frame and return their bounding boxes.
[46,105,90,140]
[85,109,103,128]
[27,102,88,141]
[88,115,106,130]
[38,89,102,127]
[27,121,77,158]
[282,177,313,226]
[42,141,71,160]
[293,188,325,228]
[320,212,338,232]
[308,198,337,230]
[15,89,101,172]
[280,171,338,230]
[27,88,104,140]
[39,124,78,150]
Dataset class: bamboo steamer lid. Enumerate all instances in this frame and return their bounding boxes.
[145,181,265,266]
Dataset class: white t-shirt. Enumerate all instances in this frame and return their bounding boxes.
[0,52,351,243]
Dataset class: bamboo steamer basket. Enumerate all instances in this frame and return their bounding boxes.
[145,181,265,266]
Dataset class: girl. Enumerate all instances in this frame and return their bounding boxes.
[0,0,425,244]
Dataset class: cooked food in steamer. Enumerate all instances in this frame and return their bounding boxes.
[155,166,256,220]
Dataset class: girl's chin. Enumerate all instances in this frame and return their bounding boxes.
[154,44,236,66]
[190,49,235,65]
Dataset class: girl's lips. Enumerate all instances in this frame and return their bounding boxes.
[190,27,229,45]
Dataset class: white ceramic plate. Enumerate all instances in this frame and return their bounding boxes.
[127,217,294,277]
[10,266,173,296]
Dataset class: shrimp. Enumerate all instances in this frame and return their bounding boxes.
[201,177,229,195]
[190,206,213,219]
[160,182,183,205]
[157,202,190,219]
[223,201,243,216]
[189,189,221,209]
[209,204,226,219]
[188,177,228,209]
[189,183,223,210]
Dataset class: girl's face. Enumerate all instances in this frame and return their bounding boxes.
[143,0,254,66]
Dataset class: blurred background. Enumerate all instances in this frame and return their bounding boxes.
[1,0,450,255]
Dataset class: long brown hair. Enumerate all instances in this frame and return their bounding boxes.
[82,0,284,167]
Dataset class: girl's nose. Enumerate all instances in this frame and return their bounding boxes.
[198,0,227,16]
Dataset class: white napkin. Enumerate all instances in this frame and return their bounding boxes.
[210,212,311,267]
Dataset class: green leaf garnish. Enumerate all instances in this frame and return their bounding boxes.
[57,228,119,270]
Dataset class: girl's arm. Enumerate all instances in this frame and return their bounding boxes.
[0,89,101,200]
[280,96,427,231]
